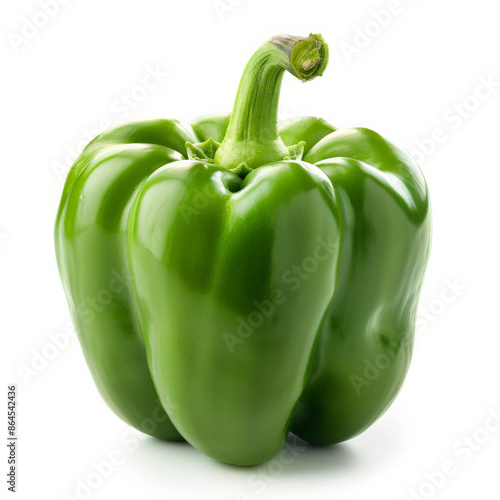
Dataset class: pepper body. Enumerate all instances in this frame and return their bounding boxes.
[54,121,195,440]
[286,124,431,444]
[55,33,431,465]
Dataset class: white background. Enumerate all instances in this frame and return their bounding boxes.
[2,0,500,499]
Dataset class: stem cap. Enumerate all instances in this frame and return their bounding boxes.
[269,33,329,82]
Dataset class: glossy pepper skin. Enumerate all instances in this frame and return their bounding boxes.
[55,33,431,465]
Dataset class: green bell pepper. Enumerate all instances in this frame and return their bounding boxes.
[55,33,431,465]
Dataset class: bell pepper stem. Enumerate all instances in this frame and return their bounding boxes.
[214,33,329,171]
